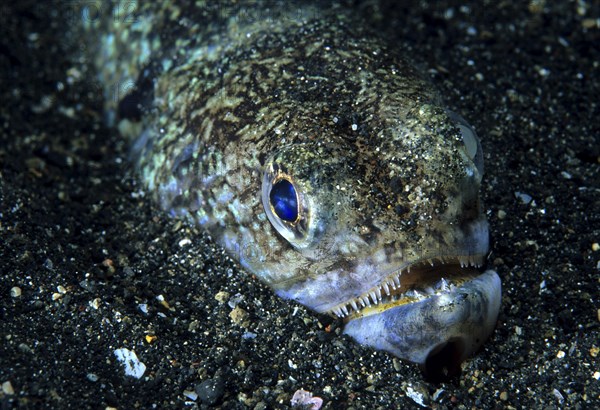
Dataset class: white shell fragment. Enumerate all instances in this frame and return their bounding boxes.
[113,348,146,379]
[290,389,323,410]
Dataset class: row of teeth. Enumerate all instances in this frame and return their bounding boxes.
[329,255,482,318]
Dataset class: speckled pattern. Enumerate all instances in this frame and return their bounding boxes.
[1,0,599,408]
[80,0,499,368]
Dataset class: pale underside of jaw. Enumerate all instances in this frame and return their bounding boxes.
[328,254,486,319]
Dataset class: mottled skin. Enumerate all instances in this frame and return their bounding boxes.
[82,1,500,372]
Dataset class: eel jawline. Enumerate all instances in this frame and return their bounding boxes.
[343,270,501,377]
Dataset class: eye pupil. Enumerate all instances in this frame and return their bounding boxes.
[269,179,298,222]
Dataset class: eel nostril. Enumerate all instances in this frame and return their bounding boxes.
[422,338,466,382]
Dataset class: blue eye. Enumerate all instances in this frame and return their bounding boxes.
[269,179,299,222]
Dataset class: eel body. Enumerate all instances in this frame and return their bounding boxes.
[81,1,501,375]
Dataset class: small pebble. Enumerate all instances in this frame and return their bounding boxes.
[553,388,564,403]
[514,191,532,204]
[183,390,198,401]
[290,389,323,410]
[497,210,506,219]
[18,343,32,354]
[229,306,249,325]
[404,383,429,407]
[500,391,508,401]
[242,331,257,339]
[254,401,267,410]
[156,294,170,309]
[582,18,597,29]
[2,381,14,395]
[227,293,244,308]
[215,291,229,304]
[90,298,100,309]
[432,388,446,401]
[113,348,146,379]
[178,238,192,247]
[195,377,224,405]
[592,243,599,252]
[10,287,21,297]
[101,259,115,274]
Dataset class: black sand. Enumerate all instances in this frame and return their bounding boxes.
[1,1,598,408]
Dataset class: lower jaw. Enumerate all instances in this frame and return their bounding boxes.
[342,270,501,378]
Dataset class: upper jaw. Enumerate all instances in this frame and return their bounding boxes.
[272,218,491,315]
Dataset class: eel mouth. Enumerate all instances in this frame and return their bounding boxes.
[327,254,485,319]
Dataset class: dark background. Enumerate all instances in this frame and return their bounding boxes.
[1,1,598,408]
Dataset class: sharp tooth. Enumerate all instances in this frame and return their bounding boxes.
[375,288,382,300]
[408,289,422,298]
[440,278,449,291]
[383,282,390,295]
[334,307,342,317]
[388,280,396,290]
[369,291,377,303]
[350,300,358,311]
[359,299,366,307]
[363,297,371,307]
[429,259,435,267]
[393,275,401,287]
[341,305,349,316]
